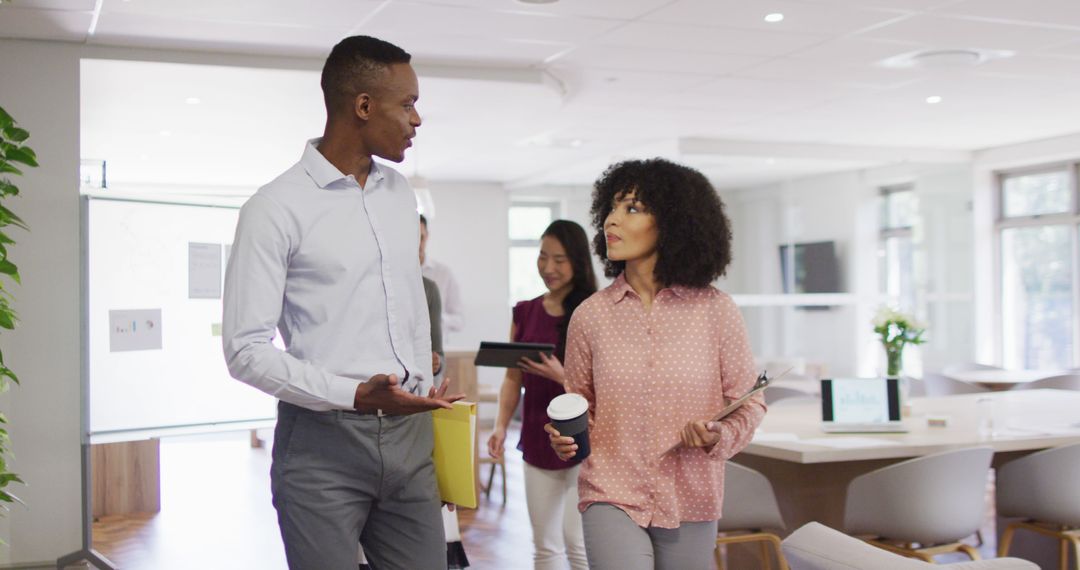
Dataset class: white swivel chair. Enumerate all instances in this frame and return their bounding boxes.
[996,442,1080,570]
[843,447,994,561]
[716,462,789,570]
[923,371,992,396]
[1013,374,1080,392]
[942,363,1003,376]
[783,522,1037,570]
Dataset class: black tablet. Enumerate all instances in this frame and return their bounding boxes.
[474,341,555,368]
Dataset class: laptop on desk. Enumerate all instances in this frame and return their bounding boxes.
[820,377,908,433]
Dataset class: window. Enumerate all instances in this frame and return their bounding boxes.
[996,165,1078,369]
[508,202,559,305]
[879,184,916,312]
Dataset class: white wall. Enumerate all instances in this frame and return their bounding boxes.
[0,39,83,565]
[423,181,509,391]
[971,132,1080,364]
[720,163,974,378]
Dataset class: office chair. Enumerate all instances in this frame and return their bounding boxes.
[715,462,789,570]
[783,522,1037,569]
[997,442,1080,570]
[843,447,994,561]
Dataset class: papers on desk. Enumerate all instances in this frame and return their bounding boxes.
[800,437,902,449]
[995,422,1080,437]
[752,431,800,442]
[750,432,902,449]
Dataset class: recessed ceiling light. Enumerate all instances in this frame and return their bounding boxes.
[185,97,201,105]
[764,13,784,23]
[926,95,943,104]
[159,130,172,137]
[516,0,558,4]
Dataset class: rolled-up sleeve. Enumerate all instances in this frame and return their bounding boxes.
[222,194,361,410]
[563,309,594,416]
[709,297,766,460]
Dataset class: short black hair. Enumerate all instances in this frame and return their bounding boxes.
[321,35,411,117]
[419,214,428,227]
[589,158,733,288]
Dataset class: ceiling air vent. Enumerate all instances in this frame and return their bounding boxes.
[877,48,1015,69]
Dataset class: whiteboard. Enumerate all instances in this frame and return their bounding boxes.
[88,198,276,435]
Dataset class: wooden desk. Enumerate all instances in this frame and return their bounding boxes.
[732,390,1080,564]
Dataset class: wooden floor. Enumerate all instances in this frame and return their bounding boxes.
[93,427,999,569]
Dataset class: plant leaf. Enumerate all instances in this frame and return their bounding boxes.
[5,146,37,168]
[0,162,21,176]
[0,309,14,330]
[0,367,19,386]
[3,127,29,144]
[0,259,19,285]
[0,179,16,197]
[0,205,27,231]
[0,230,14,244]
[0,106,12,131]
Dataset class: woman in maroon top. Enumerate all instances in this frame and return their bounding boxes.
[487,219,597,570]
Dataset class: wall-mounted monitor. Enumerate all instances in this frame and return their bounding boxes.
[779,241,842,305]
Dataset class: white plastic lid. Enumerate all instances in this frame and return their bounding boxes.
[547,393,588,421]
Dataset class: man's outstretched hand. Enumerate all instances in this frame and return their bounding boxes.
[353,374,465,415]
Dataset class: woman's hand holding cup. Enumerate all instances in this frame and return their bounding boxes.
[544,422,578,461]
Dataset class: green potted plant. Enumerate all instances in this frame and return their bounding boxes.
[872,306,926,377]
[0,104,37,525]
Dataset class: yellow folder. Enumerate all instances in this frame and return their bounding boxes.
[431,400,478,509]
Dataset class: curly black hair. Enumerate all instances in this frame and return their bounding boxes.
[589,158,733,288]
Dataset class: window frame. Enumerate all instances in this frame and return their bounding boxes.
[878,183,916,310]
[993,162,1080,368]
[507,200,561,307]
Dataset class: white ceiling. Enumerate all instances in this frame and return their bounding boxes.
[5,0,1080,190]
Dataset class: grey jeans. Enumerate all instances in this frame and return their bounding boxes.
[582,503,719,570]
[271,401,446,570]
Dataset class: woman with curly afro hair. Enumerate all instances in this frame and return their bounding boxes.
[546,158,765,569]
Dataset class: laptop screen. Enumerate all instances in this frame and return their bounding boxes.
[821,378,902,424]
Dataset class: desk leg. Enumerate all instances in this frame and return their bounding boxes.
[91,439,161,517]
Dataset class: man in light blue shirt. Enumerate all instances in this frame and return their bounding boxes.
[223,35,462,570]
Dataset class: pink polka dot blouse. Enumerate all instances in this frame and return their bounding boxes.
[563,273,766,529]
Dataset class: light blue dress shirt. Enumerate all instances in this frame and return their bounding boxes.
[223,139,432,411]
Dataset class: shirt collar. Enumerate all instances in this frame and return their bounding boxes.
[606,272,691,304]
[301,138,385,189]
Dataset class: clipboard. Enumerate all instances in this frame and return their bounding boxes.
[663,367,789,454]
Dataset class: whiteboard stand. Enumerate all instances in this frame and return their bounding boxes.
[54,445,117,570]
[57,197,117,570]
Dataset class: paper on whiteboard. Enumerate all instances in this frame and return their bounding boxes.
[109,309,163,352]
[188,242,223,299]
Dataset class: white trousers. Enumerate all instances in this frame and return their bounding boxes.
[523,462,588,570]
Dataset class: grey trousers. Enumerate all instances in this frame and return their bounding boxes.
[271,401,446,570]
[581,503,719,570]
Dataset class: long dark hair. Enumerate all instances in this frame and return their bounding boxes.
[541,220,598,360]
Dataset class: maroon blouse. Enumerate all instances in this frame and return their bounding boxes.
[512,296,576,470]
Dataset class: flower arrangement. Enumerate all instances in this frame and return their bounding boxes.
[872,306,926,377]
